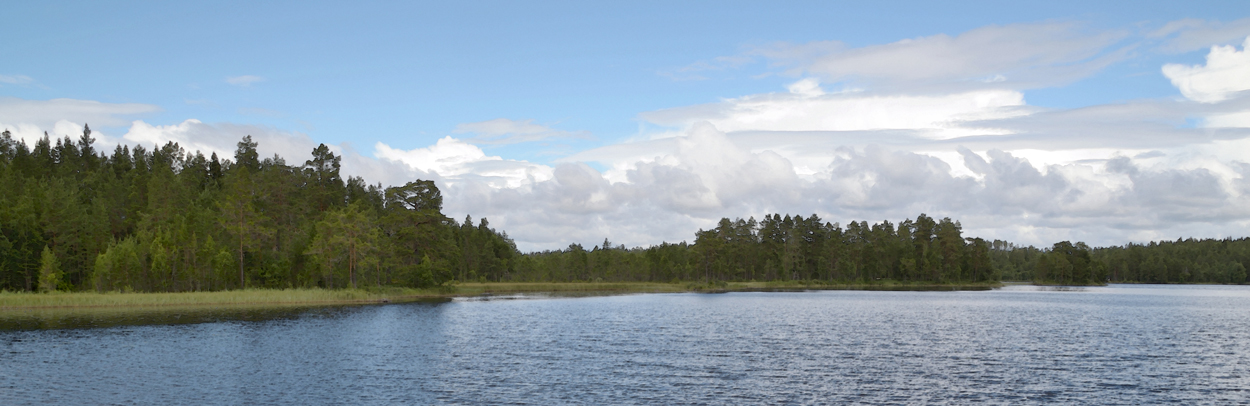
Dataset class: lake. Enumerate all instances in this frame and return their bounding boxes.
[3,284,1249,404]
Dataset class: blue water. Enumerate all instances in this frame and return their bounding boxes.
[2,285,1249,404]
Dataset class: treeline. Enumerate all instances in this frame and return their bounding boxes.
[0,126,517,292]
[1,125,1247,292]
[989,241,1110,285]
[510,214,998,284]
[988,238,1250,285]
[1095,238,1249,284]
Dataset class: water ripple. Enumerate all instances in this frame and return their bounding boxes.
[2,285,1250,404]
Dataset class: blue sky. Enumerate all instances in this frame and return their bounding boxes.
[4,1,1237,152]
[4,1,1250,250]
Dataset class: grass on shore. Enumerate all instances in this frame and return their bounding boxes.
[0,283,681,310]
[0,288,427,309]
[0,280,1003,310]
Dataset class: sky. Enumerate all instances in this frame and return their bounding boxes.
[4,1,1250,251]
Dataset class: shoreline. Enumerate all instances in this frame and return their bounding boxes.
[0,281,1004,311]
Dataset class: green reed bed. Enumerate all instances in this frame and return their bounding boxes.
[0,281,1002,311]
[0,288,432,310]
[451,282,689,296]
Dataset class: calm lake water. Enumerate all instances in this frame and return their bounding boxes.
[3,285,1249,404]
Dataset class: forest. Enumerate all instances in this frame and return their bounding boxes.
[0,126,1246,292]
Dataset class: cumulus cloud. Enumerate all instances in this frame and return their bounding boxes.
[633,122,802,213]
[542,30,1250,249]
[0,97,161,147]
[1162,36,1250,103]
[226,75,264,87]
[439,123,809,249]
[452,118,592,145]
[1157,36,1250,129]
[124,119,306,159]
[6,103,1250,251]
[446,122,1250,251]
[375,136,553,188]
[118,119,424,187]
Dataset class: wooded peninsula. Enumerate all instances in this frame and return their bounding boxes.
[1,126,1247,296]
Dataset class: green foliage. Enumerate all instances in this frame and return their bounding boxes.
[306,203,379,289]
[508,213,999,284]
[1034,241,1102,285]
[0,124,1245,291]
[1229,262,1247,284]
[1094,237,1250,284]
[38,246,61,292]
[92,236,143,292]
[0,126,520,292]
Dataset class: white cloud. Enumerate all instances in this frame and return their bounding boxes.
[124,119,305,160]
[1151,17,1250,53]
[0,97,160,131]
[375,136,554,188]
[567,67,1250,212]
[6,101,1249,252]
[541,39,1250,249]
[0,74,34,85]
[376,136,495,174]
[9,19,1250,252]
[1163,36,1250,103]
[751,22,1129,91]
[117,119,423,187]
[226,75,264,87]
[452,118,591,145]
[1206,111,1250,128]
[0,97,160,147]
[640,80,1027,138]
[949,99,1250,151]
[451,122,1250,251]
[659,55,756,81]
[440,123,808,249]
[785,77,825,97]
[0,121,74,147]
[455,118,552,137]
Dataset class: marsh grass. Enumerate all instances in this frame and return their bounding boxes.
[0,281,1009,330]
[742,280,1002,291]
[452,282,689,295]
[0,280,1002,311]
[0,288,429,309]
[0,283,682,310]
